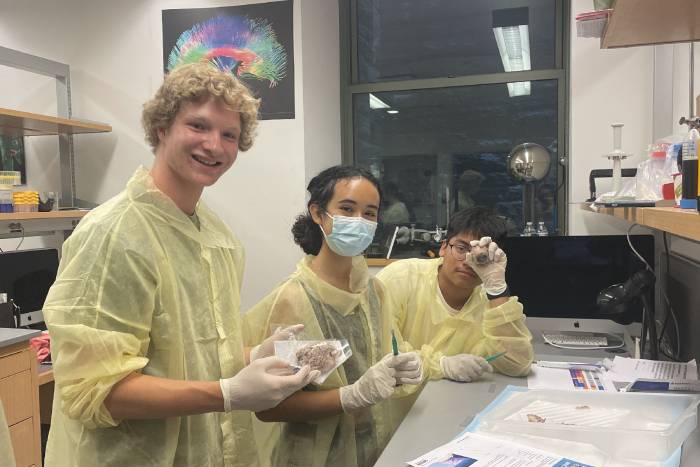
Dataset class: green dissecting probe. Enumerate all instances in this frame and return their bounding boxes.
[485,351,507,363]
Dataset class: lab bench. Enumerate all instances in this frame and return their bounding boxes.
[375,318,699,466]
[0,328,42,466]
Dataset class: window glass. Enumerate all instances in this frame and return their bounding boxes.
[354,80,559,258]
[357,0,556,83]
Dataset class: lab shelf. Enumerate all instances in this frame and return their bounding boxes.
[0,107,111,136]
[0,210,89,221]
[0,210,89,239]
[601,0,700,49]
[581,203,700,242]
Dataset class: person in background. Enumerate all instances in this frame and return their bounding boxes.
[244,165,423,467]
[377,207,533,413]
[535,183,556,227]
[456,169,485,210]
[381,181,410,224]
[42,62,316,467]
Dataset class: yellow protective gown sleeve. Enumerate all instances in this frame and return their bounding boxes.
[377,258,534,381]
[0,402,15,467]
[243,255,417,467]
[43,167,258,467]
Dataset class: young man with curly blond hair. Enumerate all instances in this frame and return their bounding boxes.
[42,63,317,467]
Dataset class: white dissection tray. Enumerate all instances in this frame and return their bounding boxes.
[477,389,700,462]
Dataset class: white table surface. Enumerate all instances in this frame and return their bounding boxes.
[374,318,699,466]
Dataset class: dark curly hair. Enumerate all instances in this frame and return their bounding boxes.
[446,207,508,243]
[292,165,382,255]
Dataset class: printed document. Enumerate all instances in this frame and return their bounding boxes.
[407,431,594,467]
[527,365,617,392]
[607,357,697,382]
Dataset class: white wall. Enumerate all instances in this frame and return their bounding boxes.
[568,0,655,235]
[0,0,341,310]
[300,0,342,184]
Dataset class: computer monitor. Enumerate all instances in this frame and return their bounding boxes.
[0,248,59,326]
[500,235,654,324]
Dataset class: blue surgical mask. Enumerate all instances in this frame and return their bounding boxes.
[320,213,377,257]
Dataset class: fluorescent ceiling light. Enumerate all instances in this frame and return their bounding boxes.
[386,109,399,114]
[493,7,531,97]
[369,93,390,109]
[507,81,531,97]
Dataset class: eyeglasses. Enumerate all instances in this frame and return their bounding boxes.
[447,242,472,261]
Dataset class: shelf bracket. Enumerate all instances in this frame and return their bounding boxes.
[0,46,75,208]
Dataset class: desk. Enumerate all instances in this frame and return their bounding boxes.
[0,328,42,467]
[375,321,700,466]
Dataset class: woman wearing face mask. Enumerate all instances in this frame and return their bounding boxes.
[243,165,423,467]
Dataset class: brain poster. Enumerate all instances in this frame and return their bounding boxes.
[162,0,294,120]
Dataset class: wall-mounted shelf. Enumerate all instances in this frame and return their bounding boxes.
[0,107,111,136]
[601,0,700,49]
[0,210,89,221]
[0,210,89,239]
[581,203,700,241]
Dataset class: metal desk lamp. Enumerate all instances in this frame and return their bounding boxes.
[507,142,551,233]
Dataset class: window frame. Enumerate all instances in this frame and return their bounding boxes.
[339,0,570,235]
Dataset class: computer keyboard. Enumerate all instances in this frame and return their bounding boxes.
[542,333,609,347]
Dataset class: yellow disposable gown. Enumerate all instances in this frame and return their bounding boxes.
[0,403,15,467]
[377,258,534,380]
[243,256,415,467]
[43,167,257,466]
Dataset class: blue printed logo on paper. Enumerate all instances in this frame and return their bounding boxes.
[429,454,477,466]
[553,459,595,467]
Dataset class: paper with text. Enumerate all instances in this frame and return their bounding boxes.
[407,431,595,467]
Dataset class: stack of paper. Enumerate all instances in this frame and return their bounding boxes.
[606,357,697,381]
[527,358,699,393]
[527,361,617,392]
[606,357,699,392]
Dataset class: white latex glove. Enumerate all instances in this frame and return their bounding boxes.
[220,356,319,412]
[465,236,508,295]
[250,324,305,361]
[393,351,423,385]
[339,352,411,412]
[440,354,493,382]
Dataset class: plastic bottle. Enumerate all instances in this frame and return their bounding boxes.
[522,221,535,236]
[536,221,549,236]
[680,127,699,209]
[0,172,19,213]
[0,185,12,213]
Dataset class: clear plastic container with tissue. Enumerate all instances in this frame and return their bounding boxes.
[477,389,700,462]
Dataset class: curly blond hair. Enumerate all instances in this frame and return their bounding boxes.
[142,63,260,152]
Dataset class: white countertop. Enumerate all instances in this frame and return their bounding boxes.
[0,328,41,349]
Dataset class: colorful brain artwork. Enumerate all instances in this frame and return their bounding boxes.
[167,15,288,87]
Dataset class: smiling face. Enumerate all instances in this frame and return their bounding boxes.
[151,97,241,212]
[439,231,482,291]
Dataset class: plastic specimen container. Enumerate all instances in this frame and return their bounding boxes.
[477,389,699,462]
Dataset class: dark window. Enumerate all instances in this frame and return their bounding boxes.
[357,0,557,83]
[342,0,568,258]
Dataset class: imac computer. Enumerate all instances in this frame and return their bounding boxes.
[499,235,654,349]
[0,248,59,328]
